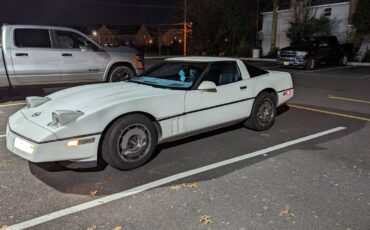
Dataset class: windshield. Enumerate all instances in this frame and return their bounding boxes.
[131,62,209,90]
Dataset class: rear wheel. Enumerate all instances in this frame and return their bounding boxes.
[245,92,277,131]
[108,66,135,82]
[101,114,157,171]
[339,55,348,66]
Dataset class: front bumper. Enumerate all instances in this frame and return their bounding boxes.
[277,56,307,67]
[6,112,101,163]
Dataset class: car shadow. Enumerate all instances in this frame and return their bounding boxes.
[27,104,365,196]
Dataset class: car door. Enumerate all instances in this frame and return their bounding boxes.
[10,28,61,84]
[183,61,252,133]
[53,30,106,82]
[316,37,331,63]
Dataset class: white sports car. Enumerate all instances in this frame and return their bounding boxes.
[6,57,293,170]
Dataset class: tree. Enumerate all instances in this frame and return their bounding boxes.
[353,0,370,35]
[287,0,332,43]
[271,0,279,50]
[188,0,257,56]
[188,0,223,55]
[220,0,255,55]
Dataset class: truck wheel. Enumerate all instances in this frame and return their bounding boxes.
[245,92,277,131]
[101,114,157,171]
[306,57,315,70]
[339,55,348,66]
[108,66,135,82]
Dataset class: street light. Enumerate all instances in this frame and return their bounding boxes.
[92,30,98,37]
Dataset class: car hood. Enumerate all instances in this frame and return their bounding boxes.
[21,82,183,127]
[280,45,312,52]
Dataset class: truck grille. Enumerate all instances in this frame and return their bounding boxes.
[280,51,297,58]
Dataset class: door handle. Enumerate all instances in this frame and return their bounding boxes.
[240,86,247,90]
[15,53,28,57]
[62,53,73,57]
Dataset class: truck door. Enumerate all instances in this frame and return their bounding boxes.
[53,30,106,82]
[11,28,61,84]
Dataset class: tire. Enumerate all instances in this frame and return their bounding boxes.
[339,55,348,66]
[306,57,315,70]
[245,92,277,131]
[108,65,135,82]
[101,114,157,171]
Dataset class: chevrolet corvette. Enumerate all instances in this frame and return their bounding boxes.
[6,57,294,170]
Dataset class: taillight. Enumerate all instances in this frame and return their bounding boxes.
[283,89,293,96]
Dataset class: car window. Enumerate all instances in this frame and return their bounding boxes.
[14,29,51,48]
[242,61,268,78]
[55,30,97,49]
[132,62,208,90]
[201,62,241,86]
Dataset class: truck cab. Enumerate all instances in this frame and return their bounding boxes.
[0,25,144,88]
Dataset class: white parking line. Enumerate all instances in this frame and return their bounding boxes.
[0,135,5,138]
[8,126,346,230]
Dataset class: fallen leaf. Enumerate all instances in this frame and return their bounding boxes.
[340,185,348,190]
[186,183,198,189]
[112,226,122,230]
[1,225,8,230]
[89,191,98,197]
[280,209,292,217]
[107,176,114,181]
[170,184,183,191]
[86,227,94,230]
[199,215,213,224]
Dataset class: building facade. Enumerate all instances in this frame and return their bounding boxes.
[261,1,351,56]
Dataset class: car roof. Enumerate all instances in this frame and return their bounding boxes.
[2,24,79,32]
[165,56,239,63]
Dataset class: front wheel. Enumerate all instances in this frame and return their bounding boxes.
[101,114,157,171]
[108,66,135,82]
[306,57,315,70]
[245,92,277,131]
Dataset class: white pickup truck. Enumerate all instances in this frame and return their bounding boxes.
[0,25,145,88]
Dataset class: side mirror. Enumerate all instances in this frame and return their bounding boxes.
[198,81,217,92]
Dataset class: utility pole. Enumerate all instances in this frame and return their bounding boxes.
[271,0,279,51]
[183,0,187,56]
[158,27,162,56]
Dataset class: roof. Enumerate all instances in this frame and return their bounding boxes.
[165,56,239,62]
[262,0,349,12]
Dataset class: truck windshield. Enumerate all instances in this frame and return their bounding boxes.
[131,62,209,90]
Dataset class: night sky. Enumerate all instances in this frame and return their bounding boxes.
[0,0,181,26]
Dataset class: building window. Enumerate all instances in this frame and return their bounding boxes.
[324,8,332,17]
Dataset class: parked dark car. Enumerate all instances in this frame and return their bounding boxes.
[277,36,353,70]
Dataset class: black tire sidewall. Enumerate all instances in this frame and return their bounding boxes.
[109,66,135,82]
[246,92,277,131]
[340,55,348,66]
[306,57,315,70]
[102,114,157,170]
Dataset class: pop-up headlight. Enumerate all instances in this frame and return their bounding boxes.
[26,96,51,108]
[50,110,84,126]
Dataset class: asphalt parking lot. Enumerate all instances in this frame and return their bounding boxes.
[0,60,369,230]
